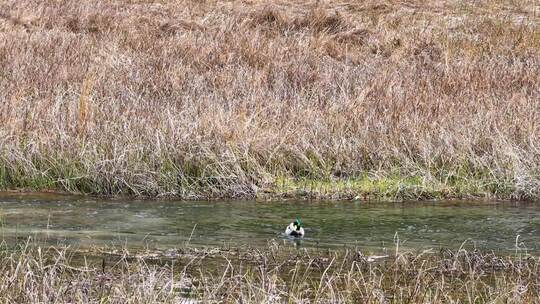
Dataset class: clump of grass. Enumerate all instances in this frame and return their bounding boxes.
[0,241,539,303]
[0,0,539,200]
[265,173,512,201]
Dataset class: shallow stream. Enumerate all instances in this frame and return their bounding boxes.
[0,193,538,253]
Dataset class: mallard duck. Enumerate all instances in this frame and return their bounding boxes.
[285,218,305,237]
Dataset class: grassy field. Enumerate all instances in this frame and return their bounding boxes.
[0,0,539,200]
[0,241,538,303]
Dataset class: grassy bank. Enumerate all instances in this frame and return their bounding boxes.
[0,241,538,303]
[0,0,539,200]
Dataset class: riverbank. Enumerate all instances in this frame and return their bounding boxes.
[1,242,538,303]
[1,0,539,201]
[0,173,524,201]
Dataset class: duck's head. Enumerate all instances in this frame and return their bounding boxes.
[293,218,302,231]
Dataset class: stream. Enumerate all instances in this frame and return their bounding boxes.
[0,193,538,254]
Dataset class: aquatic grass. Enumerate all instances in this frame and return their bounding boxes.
[265,172,516,201]
[0,0,539,200]
[0,240,539,303]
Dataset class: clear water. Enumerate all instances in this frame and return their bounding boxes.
[0,193,538,253]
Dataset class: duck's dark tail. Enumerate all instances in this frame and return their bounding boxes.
[289,230,302,237]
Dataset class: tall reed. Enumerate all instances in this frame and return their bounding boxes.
[0,0,538,199]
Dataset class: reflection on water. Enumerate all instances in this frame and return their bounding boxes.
[0,192,538,253]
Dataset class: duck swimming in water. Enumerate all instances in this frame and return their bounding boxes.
[285,218,305,237]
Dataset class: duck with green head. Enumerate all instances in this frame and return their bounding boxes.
[285,218,305,237]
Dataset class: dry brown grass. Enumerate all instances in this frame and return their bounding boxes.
[0,0,539,199]
[0,241,539,303]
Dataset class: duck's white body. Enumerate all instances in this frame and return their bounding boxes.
[285,222,305,237]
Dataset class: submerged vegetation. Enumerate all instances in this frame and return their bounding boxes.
[0,241,538,303]
[0,0,539,200]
